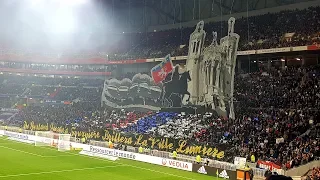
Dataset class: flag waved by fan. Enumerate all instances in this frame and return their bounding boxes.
[151,54,174,84]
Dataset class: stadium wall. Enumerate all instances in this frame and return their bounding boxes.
[285,160,320,177]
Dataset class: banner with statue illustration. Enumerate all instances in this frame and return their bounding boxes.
[23,121,230,160]
[101,56,191,109]
[101,17,239,119]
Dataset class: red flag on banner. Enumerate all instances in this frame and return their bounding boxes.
[151,54,173,84]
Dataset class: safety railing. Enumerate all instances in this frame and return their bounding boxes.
[252,168,267,178]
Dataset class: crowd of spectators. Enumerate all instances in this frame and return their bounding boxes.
[1,65,319,171]
[235,66,320,109]
[0,74,104,103]
[98,7,320,60]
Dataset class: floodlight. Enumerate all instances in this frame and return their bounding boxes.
[57,0,88,6]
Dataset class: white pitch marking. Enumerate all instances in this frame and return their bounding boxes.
[0,165,124,178]
[0,145,45,157]
[0,144,79,158]
[1,139,196,180]
[43,154,77,158]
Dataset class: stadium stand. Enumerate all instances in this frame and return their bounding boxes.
[1,66,318,169]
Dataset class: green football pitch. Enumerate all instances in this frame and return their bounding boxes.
[0,136,217,180]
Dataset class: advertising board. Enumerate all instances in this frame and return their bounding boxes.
[3,131,29,140]
[161,158,193,171]
[192,163,236,180]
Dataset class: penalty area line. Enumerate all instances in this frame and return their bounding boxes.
[0,165,125,178]
[43,154,77,158]
[0,145,45,157]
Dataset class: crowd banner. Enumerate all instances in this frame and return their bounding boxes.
[237,50,256,55]
[307,45,320,50]
[257,160,284,175]
[192,163,237,180]
[292,46,308,51]
[22,122,227,160]
[256,47,291,54]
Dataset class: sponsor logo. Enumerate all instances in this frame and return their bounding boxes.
[219,170,230,179]
[197,166,207,174]
[162,159,167,165]
[89,146,136,160]
[161,159,189,170]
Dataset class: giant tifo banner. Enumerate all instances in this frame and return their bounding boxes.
[101,18,239,119]
[101,73,163,110]
[23,121,227,160]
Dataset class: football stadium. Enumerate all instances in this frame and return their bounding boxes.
[0,0,319,180]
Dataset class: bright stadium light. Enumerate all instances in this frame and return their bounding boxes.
[46,8,76,33]
[57,0,88,6]
[30,0,43,6]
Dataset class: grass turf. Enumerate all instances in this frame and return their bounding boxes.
[0,136,218,180]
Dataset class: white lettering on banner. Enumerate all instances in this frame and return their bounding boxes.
[4,131,29,140]
[256,47,291,54]
[161,159,192,171]
[175,56,188,60]
[89,146,136,160]
[79,150,119,161]
[0,108,19,112]
[237,50,256,55]
[292,46,307,51]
